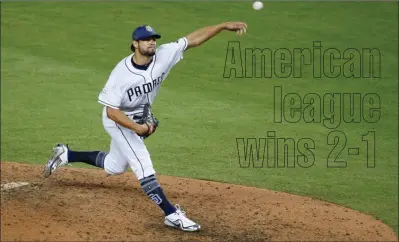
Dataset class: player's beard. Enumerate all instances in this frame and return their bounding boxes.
[139,46,156,57]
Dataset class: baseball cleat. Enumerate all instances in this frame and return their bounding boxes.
[43,143,69,178]
[164,204,201,232]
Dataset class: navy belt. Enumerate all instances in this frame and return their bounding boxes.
[127,114,142,121]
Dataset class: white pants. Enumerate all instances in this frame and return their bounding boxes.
[101,110,156,180]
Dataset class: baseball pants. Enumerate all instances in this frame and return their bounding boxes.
[102,119,156,180]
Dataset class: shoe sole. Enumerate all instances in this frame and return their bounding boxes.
[164,219,201,232]
[43,146,65,178]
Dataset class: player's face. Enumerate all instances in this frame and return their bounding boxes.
[136,37,157,56]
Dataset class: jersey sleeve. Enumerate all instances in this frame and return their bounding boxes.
[98,81,123,110]
[159,37,188,67]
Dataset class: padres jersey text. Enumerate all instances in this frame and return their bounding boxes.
[98,37,188,119]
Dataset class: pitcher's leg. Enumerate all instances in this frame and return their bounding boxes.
[68,149,108,168]
[103,138,129,175]
[112,124,200,231]
[43,143,113,178]
[113,124,176,213]
[139,174,177,215]
[43,123,130,178]
[113,124,156,180]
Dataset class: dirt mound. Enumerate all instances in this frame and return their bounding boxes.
[1,161,397,241]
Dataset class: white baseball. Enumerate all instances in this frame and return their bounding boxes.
[252,1,263,10]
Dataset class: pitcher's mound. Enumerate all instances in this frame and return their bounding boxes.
[1,161,397,241]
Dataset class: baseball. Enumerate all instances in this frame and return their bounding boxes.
[252,1,263,10]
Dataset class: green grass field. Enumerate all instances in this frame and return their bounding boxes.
[1,1,398,234]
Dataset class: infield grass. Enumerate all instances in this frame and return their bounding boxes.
[1,1,398,234]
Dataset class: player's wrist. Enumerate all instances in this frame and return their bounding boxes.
[129,122,142,133]
[219,23,228,31]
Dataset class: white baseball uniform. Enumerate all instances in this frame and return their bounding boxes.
[98,37,188,180]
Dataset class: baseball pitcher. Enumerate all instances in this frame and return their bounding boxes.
[43,21,248,232]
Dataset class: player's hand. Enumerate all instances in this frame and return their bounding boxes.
[137,124,155,136]
[223,22,248,36]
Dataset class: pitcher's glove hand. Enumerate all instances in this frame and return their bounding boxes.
[136,104,159,138]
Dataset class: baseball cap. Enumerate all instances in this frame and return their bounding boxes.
[132,25,161,40]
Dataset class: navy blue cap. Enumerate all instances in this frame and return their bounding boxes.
[132,25,161,40]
